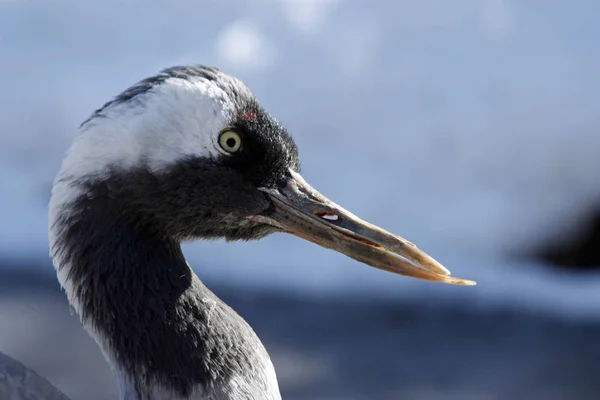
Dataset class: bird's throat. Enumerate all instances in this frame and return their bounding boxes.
[49,176,280,399]
[51,196,223,398]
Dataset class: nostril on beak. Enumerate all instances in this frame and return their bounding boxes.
[316,212,340,222]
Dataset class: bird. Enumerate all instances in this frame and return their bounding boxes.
[1,65,475,400]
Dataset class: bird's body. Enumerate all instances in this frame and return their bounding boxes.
[0,352,70,400]
[2,65,474,400]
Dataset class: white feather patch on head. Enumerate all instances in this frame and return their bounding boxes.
[66,75,236,177]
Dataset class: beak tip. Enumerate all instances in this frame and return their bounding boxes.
[454,278,477,286]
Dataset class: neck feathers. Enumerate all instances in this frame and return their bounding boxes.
[49,178,280,399]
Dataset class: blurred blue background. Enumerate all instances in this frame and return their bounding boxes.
[1,1,600,399]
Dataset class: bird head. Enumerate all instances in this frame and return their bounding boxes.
[51,66,474,286]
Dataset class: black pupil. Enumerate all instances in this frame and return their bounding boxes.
[226,137,237,149]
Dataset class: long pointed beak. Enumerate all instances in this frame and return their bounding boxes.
[252,170,475,286]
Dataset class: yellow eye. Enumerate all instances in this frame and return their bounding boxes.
[219,130,242,153]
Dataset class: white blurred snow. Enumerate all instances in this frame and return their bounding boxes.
[1,0,600,318]
[217,18,274,69]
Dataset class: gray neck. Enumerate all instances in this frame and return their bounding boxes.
[51,188,281,399]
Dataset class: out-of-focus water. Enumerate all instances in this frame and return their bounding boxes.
[2,267,600,400]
